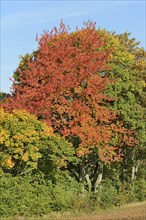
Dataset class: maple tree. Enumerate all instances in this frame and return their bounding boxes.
[1,21,138,190]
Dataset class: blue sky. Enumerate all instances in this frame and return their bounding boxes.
[1,0,145,93]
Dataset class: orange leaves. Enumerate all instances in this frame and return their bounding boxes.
[1,21,138,165]
[98,146,121,164]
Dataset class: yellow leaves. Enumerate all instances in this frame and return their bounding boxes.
[135,59,146,70]
[77,146,92,157]
[20,61,25,67]
[13,133,25,141]
[111,36,120,47]
[22,152,29,162]
[43,125,53,135]
[105,32,135,66]
[0,108,55,173]
[0,130,9,143]
[14,148,23,154]
[56,157,67,169]
[13,109,36,121]
[74,86,82,94]
[128,53,134,60]
[110,50,134,65]
[4,155,15,168]
[48,41,53,46]
[0,108,7,116]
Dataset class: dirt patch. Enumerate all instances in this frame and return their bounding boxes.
[67,201,146,220]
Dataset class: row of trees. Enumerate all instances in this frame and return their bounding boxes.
[0,21,146,216]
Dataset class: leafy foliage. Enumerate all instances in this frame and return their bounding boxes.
[0,108,74,176]
[1,174,145,217]
[1,22,136,164]
[0,174,52,216]
[101,31,146,181]
[0,21,145,217]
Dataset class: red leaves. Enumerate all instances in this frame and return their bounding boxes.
[1,21,137,163]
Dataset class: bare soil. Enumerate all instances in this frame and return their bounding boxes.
[50,201,146,220]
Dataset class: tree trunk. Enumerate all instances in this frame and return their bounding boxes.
[131,160,140,181]
[131,166,136,180]
[85,173,92,192]
[94,164,103,193]
[79,162,86,192]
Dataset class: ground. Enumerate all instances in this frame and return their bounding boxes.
[1,201,146,220]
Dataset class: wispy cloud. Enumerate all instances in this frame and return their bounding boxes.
[2,1,142,30]
[1,9,86,30]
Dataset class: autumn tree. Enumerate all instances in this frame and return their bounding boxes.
[0,108,74,176]
[1,21,137,191]
[99,31,146,182]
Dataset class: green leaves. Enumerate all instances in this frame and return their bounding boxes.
[1,22,145,189]
[0,108,74,176]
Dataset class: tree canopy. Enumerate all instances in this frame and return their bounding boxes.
[1,21,145,192]
[0,108,74,176]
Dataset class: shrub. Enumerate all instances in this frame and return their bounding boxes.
[97,179,119,208]
[0,174,52,217]
[132,179,146,201]
[1,173,145,217]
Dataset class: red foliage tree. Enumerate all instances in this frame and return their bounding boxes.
[2,22,137,188]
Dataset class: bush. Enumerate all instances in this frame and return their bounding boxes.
[0,173,80,217]
[117,182,136,204]
[1,173,145,217]
[50,183,76,211]
[113,179,146,205]
[132,179,146,201]
[0,174,52,217]
[97,179,119,209]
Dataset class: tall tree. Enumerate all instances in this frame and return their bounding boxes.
[101,31,146,182]
[1,21,137,190]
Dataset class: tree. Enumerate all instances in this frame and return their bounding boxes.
[0,108,74,176]
[100,31,146,182]
[1,21,137,191]
[0,92,10,101]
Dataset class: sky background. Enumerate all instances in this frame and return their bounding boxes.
[1,0,145,93]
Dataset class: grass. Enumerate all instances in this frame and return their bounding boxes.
[1,201,146,220]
